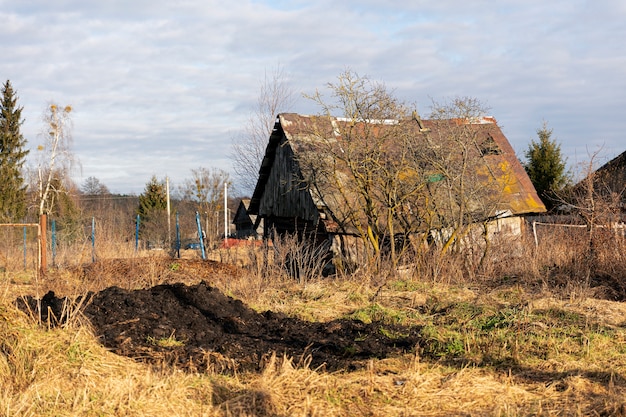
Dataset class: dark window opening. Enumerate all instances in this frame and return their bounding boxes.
[479,134,502,156]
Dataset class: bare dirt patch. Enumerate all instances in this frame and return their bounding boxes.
[17,259,421,373]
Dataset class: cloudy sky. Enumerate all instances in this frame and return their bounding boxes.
[1,0,624,195]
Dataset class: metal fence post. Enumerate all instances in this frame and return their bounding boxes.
[196,211,206,260]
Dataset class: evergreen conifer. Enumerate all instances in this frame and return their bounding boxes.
[524,122,569,210]
[0,80,29,222]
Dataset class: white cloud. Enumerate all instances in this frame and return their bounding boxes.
[1,0,624,194]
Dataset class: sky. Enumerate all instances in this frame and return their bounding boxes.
[1,0,624,195]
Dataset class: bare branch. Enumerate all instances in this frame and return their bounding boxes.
[232,65,295,194]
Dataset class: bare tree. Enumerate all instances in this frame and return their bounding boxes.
[81,176,110,196]
[35,103,76,216]
[180,167,230,248]
[564,149,624,281]
[231,66,295,194]
[421,97,506,255]
[301,70,424,268]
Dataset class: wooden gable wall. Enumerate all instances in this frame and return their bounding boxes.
[257,133,320,234]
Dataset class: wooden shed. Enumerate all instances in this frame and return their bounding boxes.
[232,199,263,239]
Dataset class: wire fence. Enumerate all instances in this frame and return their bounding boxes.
[531,220,626,247]
[0,223,40,279]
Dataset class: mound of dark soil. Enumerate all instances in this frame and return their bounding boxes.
[18,282,421,373]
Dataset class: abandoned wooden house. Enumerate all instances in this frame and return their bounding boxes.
[247,113,546,264]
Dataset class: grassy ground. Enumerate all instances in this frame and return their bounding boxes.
[1,231,626,416]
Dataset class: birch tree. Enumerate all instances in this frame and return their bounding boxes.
[36,103,75,216]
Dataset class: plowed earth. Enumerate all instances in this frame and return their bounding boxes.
[17,260,421,373]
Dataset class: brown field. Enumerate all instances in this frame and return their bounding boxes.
[2,228,626,416]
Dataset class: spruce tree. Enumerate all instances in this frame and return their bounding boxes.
[524,122,569,210]
[137,175,168,247]
[0,80,29,222]
[138,175,167,220]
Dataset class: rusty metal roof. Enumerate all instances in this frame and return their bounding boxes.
[249,113,546,219]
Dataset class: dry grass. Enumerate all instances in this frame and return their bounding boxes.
[0,311,218,416]
[1,226,626,416]
[3,303,625,417]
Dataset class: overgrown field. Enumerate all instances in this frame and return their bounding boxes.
[1,229,626,416]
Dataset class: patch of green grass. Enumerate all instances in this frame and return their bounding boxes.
[386,279,427,292]
[67,341,88,364]
[7,270,35,285]
[346,291,367,303]
[449,302,485,324]
[418,299,626,367]
[379,326,409,340]
[539,308,586,326]
[492,285,527,305]
[473,307,525,331]
[420,324,465,358]
[147,334,185,348]
[343,345,357,356]
[346,303,411,325]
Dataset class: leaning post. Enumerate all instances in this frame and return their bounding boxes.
[196,211,206,260]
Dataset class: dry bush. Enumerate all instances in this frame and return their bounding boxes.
[215,222,626,306]
[5,211,626,305]
[51,222,138,268]
[529,221,626,300]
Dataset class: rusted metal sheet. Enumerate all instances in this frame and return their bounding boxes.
[249,113,546,236]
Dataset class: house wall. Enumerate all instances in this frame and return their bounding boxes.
[429,216,524,247]
[257,136,320,223]
[328,216,527,267]
[264,215,319,238]
[330,233,369,270]
[486,216,524,240]
[233,219,255,239]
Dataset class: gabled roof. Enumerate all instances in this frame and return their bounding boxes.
[573,150,626,205]
[232,199,252,224]
[594,150,626,194]
[249,113,545,220]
